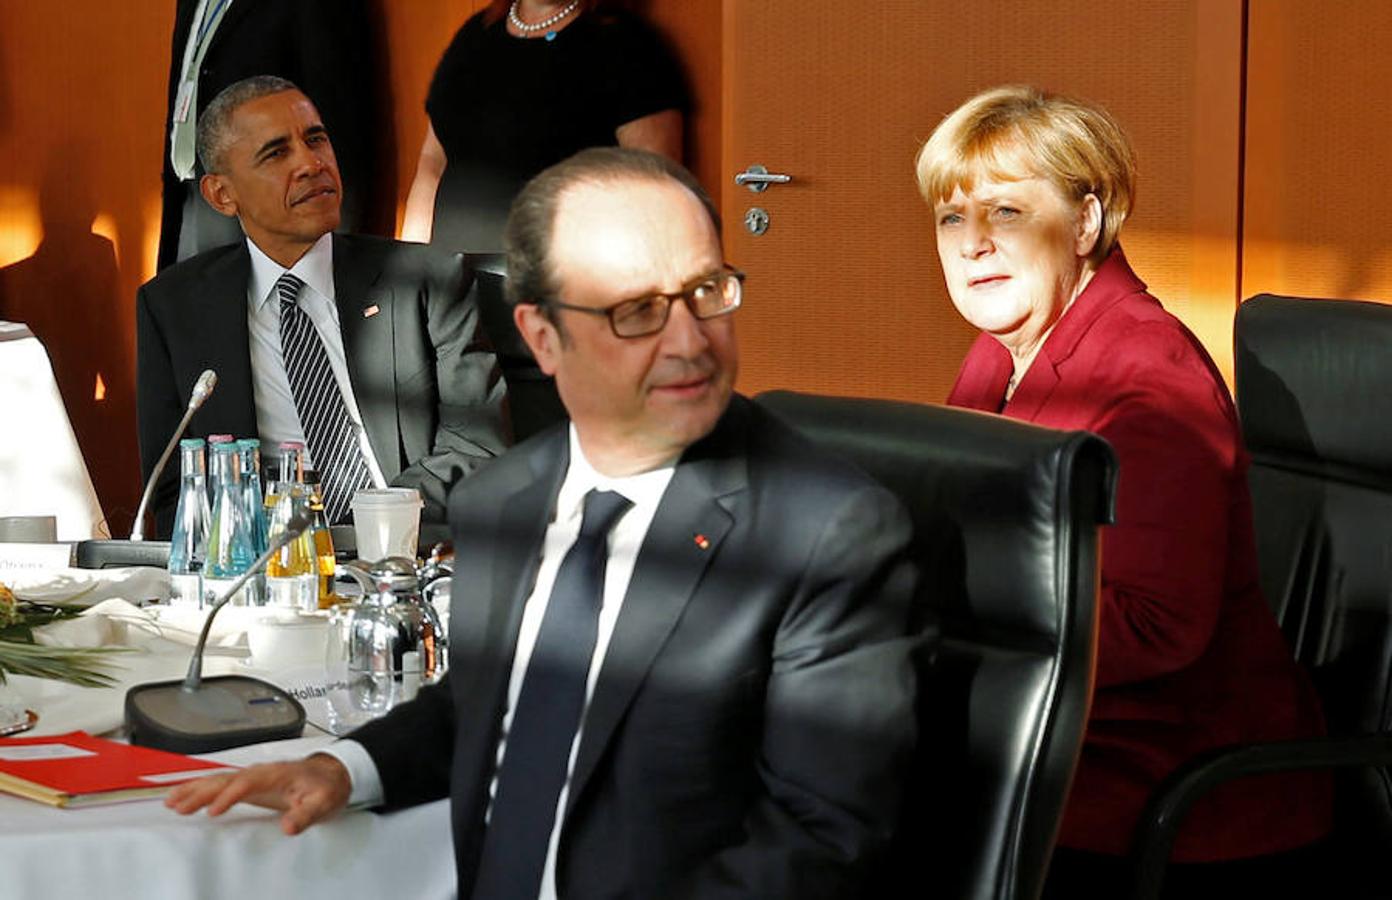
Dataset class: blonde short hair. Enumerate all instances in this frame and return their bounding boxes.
[915,85,1137,264]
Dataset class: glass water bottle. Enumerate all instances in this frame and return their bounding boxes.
[265,443,317,611]
[237,439,268,557]
[205,433,235,510]
[303,472,339,609]
[204,441,257,606]
[167,438,210,608]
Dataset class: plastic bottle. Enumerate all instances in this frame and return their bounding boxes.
[167,438,210,608]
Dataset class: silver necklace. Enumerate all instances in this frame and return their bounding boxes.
[508,0,582,37]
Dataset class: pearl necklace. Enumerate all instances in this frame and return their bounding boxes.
[508,0,582,37]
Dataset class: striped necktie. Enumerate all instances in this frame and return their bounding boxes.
[276,273,373,523]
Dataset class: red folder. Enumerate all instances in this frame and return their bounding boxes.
[0,730,237,807]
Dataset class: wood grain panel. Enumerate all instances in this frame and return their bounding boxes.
[1243,1,1392,305]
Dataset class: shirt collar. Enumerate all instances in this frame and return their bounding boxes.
[248,232,335,311]
[556,425,676,524]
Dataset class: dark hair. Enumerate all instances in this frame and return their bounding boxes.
[197,75,300,174]
[503,147,719,311]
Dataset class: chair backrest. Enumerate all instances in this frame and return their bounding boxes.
[462,253,566,442]
[1234,294,1392,846]
[756,391,1115,900]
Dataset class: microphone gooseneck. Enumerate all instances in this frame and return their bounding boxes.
[181,510,313,691]
[130,369,219,541]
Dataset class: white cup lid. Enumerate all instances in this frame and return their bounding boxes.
[350,488,423,508]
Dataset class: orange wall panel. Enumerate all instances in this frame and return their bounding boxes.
[0,4,172,532]
[1243,1,1392,305]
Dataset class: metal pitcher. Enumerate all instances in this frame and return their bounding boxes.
[324,555,450,733]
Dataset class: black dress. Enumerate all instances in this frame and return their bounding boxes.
[426,10,688,253]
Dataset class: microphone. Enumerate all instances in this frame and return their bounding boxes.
[130,368,218,541]
[124,510,314,754]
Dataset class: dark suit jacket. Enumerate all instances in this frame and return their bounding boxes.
[949,248,1330,860]
[158,0,381,271]
[350,396,919,899]
[136,233,509,538]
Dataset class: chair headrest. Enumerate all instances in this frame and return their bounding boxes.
[756,391,1116,641]
[1236,295,1392,484]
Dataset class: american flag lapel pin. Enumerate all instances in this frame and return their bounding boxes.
[693,533,710,551]
[363,304,380,319]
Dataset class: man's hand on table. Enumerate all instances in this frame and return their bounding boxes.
[165,752,352,835]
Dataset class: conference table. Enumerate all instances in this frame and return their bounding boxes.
[0,565,456,900]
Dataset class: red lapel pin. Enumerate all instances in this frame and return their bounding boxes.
[693,533,710,550]
[363,304,380,318]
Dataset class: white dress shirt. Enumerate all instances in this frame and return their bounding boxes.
[245,233,385,486]
[326,425,677,900]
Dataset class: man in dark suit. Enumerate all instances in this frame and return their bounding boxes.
[167,149,918,899]
[159,0,381,270]
[137,77,506,535]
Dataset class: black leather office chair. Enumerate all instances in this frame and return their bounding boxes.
[463,253,566,442]
[757,391,1116,900]
[1128,294,1392,899]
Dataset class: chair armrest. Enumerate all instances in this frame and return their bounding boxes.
[1129,733,1392,900]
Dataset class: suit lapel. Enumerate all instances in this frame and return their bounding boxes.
[485,438,569,672]
[451,435,568,836]
[191,246,257,436]
[332,234,401,478]
[1003,353,1061,422]
[1005,249,1146,423]
[565,409,749,813]
[201,0,253,61]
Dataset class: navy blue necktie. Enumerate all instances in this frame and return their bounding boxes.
[471,489,633,900]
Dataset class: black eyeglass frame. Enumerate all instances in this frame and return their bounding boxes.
[534,265,745,338]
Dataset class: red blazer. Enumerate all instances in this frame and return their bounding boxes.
[948,249,1330,860]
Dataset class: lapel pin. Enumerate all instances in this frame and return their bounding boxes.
[693,533,710,550]
[363,304,380,319]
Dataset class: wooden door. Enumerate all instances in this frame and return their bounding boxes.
[722,0,1245,400]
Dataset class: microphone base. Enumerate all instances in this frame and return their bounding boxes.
[73,539,171,570]
[125,675,307,755]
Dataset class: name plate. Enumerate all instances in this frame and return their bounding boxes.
[0,542,75,575]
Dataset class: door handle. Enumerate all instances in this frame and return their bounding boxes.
[734,165,792,193]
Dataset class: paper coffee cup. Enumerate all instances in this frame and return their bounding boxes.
[351,488,423,561]
[248,612,329,669]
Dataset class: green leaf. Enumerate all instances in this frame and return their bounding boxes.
[0,640,132,688]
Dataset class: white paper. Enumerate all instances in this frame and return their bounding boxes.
[0,743,96,762]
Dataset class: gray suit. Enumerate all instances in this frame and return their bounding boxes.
[136,232,508,537]
[350,396,920,899]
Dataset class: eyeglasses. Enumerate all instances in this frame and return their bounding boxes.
[542,266,744,338]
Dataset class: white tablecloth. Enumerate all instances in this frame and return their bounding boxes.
[0,569,455,899]
[0,737,454,900]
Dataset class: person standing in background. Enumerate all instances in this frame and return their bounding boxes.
[399,0,687,252]
[158,0,384,271]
